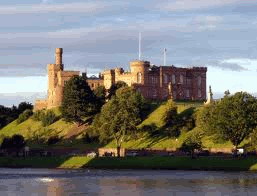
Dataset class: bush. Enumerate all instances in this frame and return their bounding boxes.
[41,110,57,127]
[180,131,203,158]
[32,110,45,121]
[1,134,26,150]
[47,136,60,145]
[17,109,33,124]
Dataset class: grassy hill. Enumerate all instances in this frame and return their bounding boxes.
[0,100,240,150]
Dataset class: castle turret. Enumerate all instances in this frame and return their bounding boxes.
[55,48,63,70]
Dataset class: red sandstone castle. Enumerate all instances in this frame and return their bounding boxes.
[34,48,207,110]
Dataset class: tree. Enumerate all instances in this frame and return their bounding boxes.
[107,81,128,100]
[16,109,33,124]
[94,86,106,111]
[224,90,230,97]
[1,134,26,156]
[18,102,33,113]
[180,131,203,158]
[61,76,97,124]
[197,91,257,149]
[93,86,145,157]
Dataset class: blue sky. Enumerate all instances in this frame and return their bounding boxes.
[1,0,257,106]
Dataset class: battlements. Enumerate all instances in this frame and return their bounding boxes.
[103,69,115,75]
[192,67,207,72]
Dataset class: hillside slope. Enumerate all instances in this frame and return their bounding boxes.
[0,101,238,149]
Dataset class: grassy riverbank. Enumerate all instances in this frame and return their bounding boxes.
[2,156,257,171]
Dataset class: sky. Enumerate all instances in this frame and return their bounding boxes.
[1,0,257,106]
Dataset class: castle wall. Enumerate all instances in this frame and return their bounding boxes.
[87,79,104,90]
[34,49,207,111]
[34,99,48,111]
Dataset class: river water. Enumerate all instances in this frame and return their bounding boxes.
[0,169,257,195]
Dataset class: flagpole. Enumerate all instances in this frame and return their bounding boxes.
[139,32,141,60]
[164,48,166,66]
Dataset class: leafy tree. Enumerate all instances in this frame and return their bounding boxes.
[0,105,20,128]
[61,76,97,124]
[180,131,203,158]
[107,81,128,100]
[17,109,33,124]
[197,91,257,149]
[1,134,26,156]
[41,110,57,127]
[224,90,230,97]
[18,102,33,113]
[32,110,45,121]
[94,86,106,111]
[11,134,26,151]
[93,86,145,157]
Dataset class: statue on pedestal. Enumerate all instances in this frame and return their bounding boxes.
[168,82,173,100]
[205,85,213,105]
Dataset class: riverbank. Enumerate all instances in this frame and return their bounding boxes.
[1,156,257,171]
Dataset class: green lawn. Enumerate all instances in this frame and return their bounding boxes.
[1,156,257,171]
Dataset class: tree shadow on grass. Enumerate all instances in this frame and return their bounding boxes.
[140,101,165,121]
[80,156,257,171]
[0,155,73,169]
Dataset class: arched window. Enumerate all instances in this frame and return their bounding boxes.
[180,75,183,84]
[163,74,168,84]
[186,90,189,97]
[198,76,201,87]
[172,74,176,84]
[137,72,142,83]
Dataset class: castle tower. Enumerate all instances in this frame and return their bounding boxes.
[55,48,63,71]
[130,60,150,85]
[47,48,64,108]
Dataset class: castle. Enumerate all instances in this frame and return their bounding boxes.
[34,48,207,110]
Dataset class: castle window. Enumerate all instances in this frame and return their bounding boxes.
[198,76,201,87]
[91,83,94,88]
[198,89,201,98]
[186,90,189,97]
[137,72,142,83]
[180,75,183,84]
[153,89,157,98]
[163,74,168,84]
[172,74,176,84]
[149,76,157,84]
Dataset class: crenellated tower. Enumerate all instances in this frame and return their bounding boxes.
[47,48,64,108]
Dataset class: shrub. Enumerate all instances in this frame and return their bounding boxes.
[41,110,57,127]
[17,109,33,124]
[47,136,60,145]
[180,131,203,158]
[32,110,45,121]
[1,134,26,150]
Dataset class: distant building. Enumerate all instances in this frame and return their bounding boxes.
[34,48,207,110]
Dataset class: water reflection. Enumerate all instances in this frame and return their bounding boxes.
[0,169,257,195]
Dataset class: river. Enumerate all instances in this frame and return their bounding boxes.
[0,169,257,195]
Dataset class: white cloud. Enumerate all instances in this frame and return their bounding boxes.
[199,25,216,30]
[116,18,125,21]
[155,0,256,11]
[0,2,127,14]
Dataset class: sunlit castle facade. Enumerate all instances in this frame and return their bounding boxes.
[34,48,207,110]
